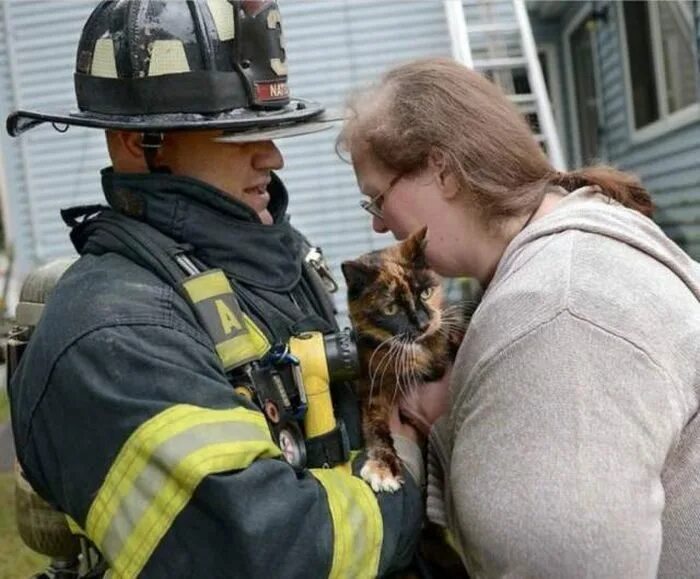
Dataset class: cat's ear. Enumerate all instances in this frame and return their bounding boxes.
[402,226,428,268]
[341,260,378,298]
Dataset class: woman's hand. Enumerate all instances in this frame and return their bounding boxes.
[399,366,452,437]
[388,404,422,444]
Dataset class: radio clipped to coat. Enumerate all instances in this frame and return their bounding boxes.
[179,264,360,471]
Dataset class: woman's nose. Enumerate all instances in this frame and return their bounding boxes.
[252,140,284,171]
[372,215,388,234]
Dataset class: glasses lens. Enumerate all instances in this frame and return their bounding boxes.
[360,199,381,218]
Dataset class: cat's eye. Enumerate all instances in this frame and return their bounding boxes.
[382,303,398,316]
[420,287,434,300]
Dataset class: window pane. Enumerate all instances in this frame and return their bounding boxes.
[571,23,599,164]
[658,0,700,113]
[623,1,660,128]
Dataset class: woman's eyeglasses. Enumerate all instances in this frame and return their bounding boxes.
[359,174,403,219]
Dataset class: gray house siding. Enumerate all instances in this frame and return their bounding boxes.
[0,1,109,280]
[599,1,700,259]
[529,17,575,166]
[0,1,451,320]
[531,0,700,260]
[1,0,697,315]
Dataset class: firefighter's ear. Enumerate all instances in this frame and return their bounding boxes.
[106,130,150,173]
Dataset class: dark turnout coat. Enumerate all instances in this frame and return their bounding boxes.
[10,169,421,578]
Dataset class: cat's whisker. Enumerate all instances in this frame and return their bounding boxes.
[401,344,416,396]
[380,339,402,403]
[398,342,409,399]
[369,336,401,404]
[399,337,413,397]
[368,335,400,383]
[408,345,420,395]
[391,337,410,405]
[438,319,462,329]
[368,334,399,373]
[440,314,464,324]
[368,347,387,402]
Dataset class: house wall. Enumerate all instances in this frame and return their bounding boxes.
[597,1,700,257]
[533,0,700,259]
[530,16,575,166]
[0,1,452,319]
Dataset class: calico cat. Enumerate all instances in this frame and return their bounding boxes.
[341,226,466,492]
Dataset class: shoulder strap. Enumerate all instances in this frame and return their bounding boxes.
[63,206,270,371]
[63,206,190,287]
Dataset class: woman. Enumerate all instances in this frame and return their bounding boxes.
[339,58,700,578]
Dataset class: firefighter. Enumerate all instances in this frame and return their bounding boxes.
[6,2,423,577]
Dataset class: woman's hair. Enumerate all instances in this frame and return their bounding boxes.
[338,57,653,220]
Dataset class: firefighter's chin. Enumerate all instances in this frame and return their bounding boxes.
[259,209,273,225]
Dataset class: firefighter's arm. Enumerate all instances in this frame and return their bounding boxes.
[29,324,422,578]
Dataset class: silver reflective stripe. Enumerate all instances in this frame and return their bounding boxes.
[100,421,265,563]
[310,468,382,578]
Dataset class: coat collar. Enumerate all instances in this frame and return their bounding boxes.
[101,168,303,291]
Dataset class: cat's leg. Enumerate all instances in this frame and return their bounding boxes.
[360,392,404,493]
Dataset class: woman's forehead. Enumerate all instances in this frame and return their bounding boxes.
[354,156,392,196]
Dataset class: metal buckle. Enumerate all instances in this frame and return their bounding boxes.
[305,247,338,293]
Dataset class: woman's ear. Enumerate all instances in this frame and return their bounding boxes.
[429,151,459,200]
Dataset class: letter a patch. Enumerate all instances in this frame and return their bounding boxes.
[215,298,243,336]
[180,269,270,370]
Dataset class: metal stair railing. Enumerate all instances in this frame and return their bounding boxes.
[443,0,566,170]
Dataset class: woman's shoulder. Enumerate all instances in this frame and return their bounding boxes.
[462,227,699,402]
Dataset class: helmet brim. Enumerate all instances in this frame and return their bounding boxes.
[6,98,325,137]
[214,109,343,143]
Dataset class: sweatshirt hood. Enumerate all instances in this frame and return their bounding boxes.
[495,186,700,302]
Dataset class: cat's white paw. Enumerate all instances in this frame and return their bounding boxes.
[361,459,404,493]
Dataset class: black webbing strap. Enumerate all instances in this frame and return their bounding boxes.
[62,206,190,288]
[304,421,351,468]
[141,132,165,174]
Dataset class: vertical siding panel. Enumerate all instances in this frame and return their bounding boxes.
[0,1,451,320]
[279,0,451,318]
[599,1,700,256]
[561,0,700,258]
[0,1,108,279]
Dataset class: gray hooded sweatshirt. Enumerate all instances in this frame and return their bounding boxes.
[428,187,700,578]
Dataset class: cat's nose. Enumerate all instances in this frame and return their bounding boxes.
[416,309,430,332]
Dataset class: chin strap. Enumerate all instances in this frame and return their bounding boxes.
[140,132,168,173]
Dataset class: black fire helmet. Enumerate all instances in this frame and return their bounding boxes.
[6,0,333,141]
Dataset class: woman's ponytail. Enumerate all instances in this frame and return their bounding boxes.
[552,165,654,218]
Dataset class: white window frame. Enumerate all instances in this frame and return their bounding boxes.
[563,2,606,167]
[618,0,700,144]
[538,42,568,164]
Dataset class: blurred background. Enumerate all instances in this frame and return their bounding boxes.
[0,0,698,576]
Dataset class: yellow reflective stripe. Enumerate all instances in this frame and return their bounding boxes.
[182,271,232,303]
[87,405,258,542]
[86,404,280,577]
[148,40,190,76]
[215,313,270,367]
[100,423,271,570]
[117,440,279,577]
[444,528,462,558]
[65,515,86,537]
[311,468,382,579]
